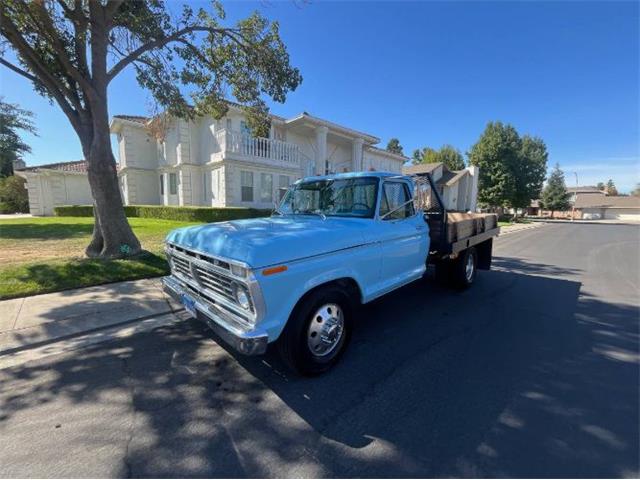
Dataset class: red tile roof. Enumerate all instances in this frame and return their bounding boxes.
[19,160,89,173]
[112,115,149,125]
[18,160,121,174]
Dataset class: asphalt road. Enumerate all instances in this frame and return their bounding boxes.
[1,223,638,478]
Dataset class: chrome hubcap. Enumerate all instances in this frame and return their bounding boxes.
[465,254,475,281]
[307,303,344,357]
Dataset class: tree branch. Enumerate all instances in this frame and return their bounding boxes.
[31,1,95,95]
[107,25,246,82]
[0,12,82,132]
[105,0,126,22]
[0,57,39,83]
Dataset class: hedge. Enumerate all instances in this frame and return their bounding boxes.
[54,205,272,222]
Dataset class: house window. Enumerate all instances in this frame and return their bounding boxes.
[380,182,414,220]
[278,175,290,201]
[260,173,273,203]
[203,173,209,203]
[169,173,178,195]
[226,118,232,131]
[241,170,253,202]
[160,174,164,195]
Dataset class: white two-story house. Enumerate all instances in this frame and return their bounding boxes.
[110,104,408,209]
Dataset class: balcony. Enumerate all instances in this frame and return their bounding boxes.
[214,129,301,168]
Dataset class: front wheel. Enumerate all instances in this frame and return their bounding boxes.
[277,286,353,376]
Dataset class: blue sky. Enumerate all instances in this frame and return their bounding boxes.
[1,1,638,191]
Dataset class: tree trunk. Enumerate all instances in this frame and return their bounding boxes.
[84,128,141,258]
[82,95,141,258]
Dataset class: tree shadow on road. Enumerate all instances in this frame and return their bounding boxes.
[0,257,638,478]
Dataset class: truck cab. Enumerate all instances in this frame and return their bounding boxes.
[162,171,497,375]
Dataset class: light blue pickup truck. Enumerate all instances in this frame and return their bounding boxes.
[162,172,499,375]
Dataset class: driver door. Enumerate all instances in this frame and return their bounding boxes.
[376,180,429,293]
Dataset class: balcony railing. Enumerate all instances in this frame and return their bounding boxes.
[215,129,301,167]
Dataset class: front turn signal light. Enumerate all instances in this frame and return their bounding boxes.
[262,265,288,276]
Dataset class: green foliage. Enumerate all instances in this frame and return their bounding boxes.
[468,121,547,209]
[437,145,466,171]
[386,138,404,155]
[52,205,95,217]
[54,205,271,222]
[0,175,28,213]
[540,164,571,213]
[606,179,618,196]
[0,99,37,177]
[1,2,302,135]
[596,182,605,191]
[632,184,640,197]
[413,145,466,170]
[513,135,548,209]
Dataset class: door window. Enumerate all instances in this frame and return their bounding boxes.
[159,174,164,195]
[380,182,414,220]
[169,173,177,195]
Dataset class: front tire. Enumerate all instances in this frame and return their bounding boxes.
[277,286,353,376]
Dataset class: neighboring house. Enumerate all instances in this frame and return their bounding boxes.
[528,185,640,221]
[110,105,409,210]
[574,193,640,221]
[566,185,604,203]
[15,160,92,216]
[401,162,479,212]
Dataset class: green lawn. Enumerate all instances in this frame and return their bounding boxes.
[0,217,198,299]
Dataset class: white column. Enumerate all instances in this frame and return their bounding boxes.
[352,137,364,172]
[315,125,328,175]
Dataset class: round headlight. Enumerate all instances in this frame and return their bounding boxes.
[234,284,251,310]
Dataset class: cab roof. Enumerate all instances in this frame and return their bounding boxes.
[296,171,408,183]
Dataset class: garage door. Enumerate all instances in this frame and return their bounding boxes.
[604,208,640,221]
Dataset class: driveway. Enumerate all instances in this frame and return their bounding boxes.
[0,223,638,478]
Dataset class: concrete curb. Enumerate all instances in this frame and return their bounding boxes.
[0,310,191,370]
[0,307,182,357]
[499,222,546,235]
[529,218,640,226]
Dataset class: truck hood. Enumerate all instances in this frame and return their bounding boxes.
[165,216,370,268]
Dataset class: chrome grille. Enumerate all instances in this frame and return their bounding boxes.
[166,243,246,310]
[171,255,192,278]
[193,266,235,303]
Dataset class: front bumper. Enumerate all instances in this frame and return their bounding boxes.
[162,276,269,355]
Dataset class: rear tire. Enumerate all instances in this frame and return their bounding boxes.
[451,247,477,289]
[277,286,353,376]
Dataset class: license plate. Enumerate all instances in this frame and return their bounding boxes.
[181,293,197,317]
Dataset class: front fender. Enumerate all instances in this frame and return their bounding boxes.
[254,243,379,342]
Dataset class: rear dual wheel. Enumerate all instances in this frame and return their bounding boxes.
[436,246,477,289]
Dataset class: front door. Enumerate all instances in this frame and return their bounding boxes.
[376,180,429,292]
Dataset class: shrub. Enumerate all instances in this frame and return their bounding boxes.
[54,204,272,222]
[0,175,29,213]
[53,205,95,217]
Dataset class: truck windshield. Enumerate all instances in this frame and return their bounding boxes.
[278,177,379,219]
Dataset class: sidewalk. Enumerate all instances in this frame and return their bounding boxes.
[0,277,183,357]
